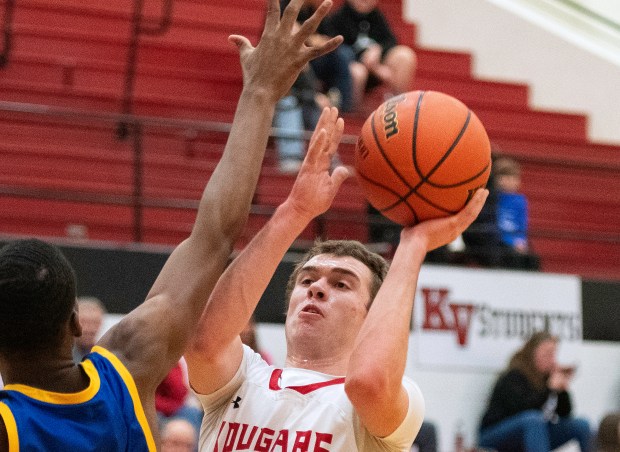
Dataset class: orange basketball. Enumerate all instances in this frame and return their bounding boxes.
[355,90,491,226]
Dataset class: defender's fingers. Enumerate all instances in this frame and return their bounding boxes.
[304,36,344,61]
[294,0,334,41]
[280,0,306,32]
[263,0,281,32]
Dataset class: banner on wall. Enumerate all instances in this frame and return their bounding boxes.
[412,265,582,370]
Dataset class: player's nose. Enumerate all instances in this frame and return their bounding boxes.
[307,279,326,300]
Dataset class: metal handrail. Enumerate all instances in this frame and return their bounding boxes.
[553,0,620,32]
[119,0,174,139]
[0,100,618,245]
[0,0,15,68]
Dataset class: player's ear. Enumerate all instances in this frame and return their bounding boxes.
[70,309,82,338]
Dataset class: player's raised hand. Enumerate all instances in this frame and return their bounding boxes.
[228,0,343,102]
[286,107,350,220]
[402,188,489,252]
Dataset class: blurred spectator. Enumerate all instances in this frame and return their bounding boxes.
[478,331,593,452]
[461,154,540,270]
[411,420,438,452]
[596,412,620,452]
[72,296,106,363]
[161,418,197,452]
[280,0,354,113]
[240,315,274,365]
[495,157,530,253]
[156,359,203,446]
[274,66,330,174]
[274,0,349,173]
[328,0,416,110]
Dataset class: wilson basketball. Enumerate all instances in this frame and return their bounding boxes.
[355,90,491,226]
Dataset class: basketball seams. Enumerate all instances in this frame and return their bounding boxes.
[356,168,420,224]
[425,160,491,188]
[413,108,472,190]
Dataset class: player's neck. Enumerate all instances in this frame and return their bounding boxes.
[0,348,88,393]
[285,349,350,375]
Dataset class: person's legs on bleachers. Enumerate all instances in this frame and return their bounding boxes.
[383,45,416,94]
[479,410,550,452]
[548,417,593,452]
[310,45,355,113]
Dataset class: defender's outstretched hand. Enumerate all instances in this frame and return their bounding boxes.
[402,189,489,252]
[229,0,343,102]
[286,107,350,220]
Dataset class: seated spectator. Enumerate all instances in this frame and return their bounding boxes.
[328,0,416,110]
[274,0,350,173]
[495,157,530,253]
[494,156,540,270]
[478,331,593,452]
[411,420,438,452]
[274,65,333,174]
[597,412,620,452]
[239,315,274,365]
[161,418,197,452]
[156,359,203,445]
[461,154,540,270]
[72,296,106,362]
[280,0,354,113]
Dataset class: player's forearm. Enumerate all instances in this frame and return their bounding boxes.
[347,236,426,393]
[192,88,276,246]
[191,200,312,355]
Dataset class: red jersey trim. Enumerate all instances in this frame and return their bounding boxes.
[268,369,345,395]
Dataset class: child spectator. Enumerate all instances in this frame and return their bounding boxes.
[495,157,529,253]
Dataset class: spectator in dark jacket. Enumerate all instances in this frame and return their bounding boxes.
[328,0,416,109]
[479,331,592,452]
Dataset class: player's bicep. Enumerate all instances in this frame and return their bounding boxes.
[96,296,176,385]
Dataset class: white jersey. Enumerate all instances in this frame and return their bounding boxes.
[195,345,424,451]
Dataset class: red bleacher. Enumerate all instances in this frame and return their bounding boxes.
[0,0,618,280]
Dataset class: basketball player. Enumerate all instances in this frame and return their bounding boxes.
[185,109,489,450]
[0,1,343,449]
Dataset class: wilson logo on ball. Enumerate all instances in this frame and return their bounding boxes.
[356,137,369,160]
[383,94,406,139]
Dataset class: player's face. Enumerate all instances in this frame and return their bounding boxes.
[285,254,373,350]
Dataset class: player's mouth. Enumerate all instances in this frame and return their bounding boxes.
[300,304,324,317]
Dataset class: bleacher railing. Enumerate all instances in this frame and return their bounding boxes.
[0,99,618,249]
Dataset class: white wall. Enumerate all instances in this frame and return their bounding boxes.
[257,323,620,451]
[406,0,620,145]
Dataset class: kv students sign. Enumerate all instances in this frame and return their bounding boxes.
[411,266,582,369]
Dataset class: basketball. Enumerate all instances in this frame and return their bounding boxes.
[354,90,492,226]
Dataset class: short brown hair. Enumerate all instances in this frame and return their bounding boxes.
[285,239,389,308]
[494,157,521,177]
